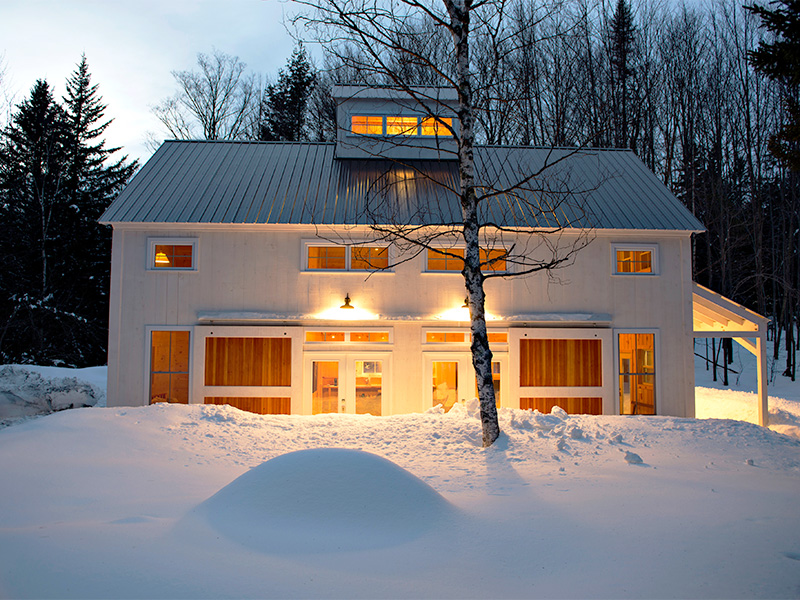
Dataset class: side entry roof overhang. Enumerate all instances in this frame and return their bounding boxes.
[692,282,770,426]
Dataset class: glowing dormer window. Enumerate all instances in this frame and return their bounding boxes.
[420,117,453,136]
[386,116,419,136]
[350,115,454,137]
[351,115,383,135]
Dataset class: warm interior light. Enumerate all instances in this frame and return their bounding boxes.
[340,294,355,309]
[155,251,170,266]
[437,297,498,322]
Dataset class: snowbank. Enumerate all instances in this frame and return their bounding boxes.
[0,365,104,426]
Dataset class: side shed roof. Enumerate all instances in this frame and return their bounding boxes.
[100,140,704,231]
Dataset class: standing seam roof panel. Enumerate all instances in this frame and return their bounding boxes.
[100,140,704,231]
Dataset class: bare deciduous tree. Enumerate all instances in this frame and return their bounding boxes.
[152,49,258,140]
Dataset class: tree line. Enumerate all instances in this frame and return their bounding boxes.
[1,0,796,381]
[0,56,137,366]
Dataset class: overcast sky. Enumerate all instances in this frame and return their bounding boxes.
[0,0,300,165]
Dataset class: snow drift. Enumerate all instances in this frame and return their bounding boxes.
[195,448,455,553]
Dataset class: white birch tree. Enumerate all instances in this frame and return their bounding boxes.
[291,0,595,446]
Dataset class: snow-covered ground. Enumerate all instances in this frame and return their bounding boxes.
[1,348,800,598]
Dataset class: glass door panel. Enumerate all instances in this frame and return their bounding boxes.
[474,361,501,407]
[432,361,459,411]
[312,360,339,414]
[355,360,382,416]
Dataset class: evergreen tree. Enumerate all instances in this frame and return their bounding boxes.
[260,45,316,141]
[0,80,73,364]
[747,0,800,170]
[0,58,137,366]
[62,56,137,361]
[608,0,637,149]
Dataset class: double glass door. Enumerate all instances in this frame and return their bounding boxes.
[306,354,388,415]
[425,354,505,412]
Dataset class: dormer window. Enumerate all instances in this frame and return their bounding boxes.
[350,115,453,138]
[420,117,452,136]
[351,115,383,135]
[386,116,419,135]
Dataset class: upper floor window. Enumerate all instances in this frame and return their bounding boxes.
[148,239,197,271]
[350,114,453,138]
[351,115,383,135]
[427,248,464,271]
[613,244,658,275]
[305,242,390,271]
[426,247,507,272]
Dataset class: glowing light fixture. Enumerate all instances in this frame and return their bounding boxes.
[340,294,355,309]
[155,251,170,266]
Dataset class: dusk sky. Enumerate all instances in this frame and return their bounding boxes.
[0,1,301,164]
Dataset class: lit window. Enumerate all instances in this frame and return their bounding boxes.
[481,248,507,272]
[350,332,389,342]
[351,246,389,270]
[619,333,656,415]
[150,331,189,404]
[487,332,508,344]
[426,332,466,343]
[427,248,464,271]
[308,246,346,270]
[386,116,418,136]
[614,245,657,275]
[153,244,193,269]
[427,247,506,272]
[306,332,345,342]
[420,117,453,137]
[351,115,383,135]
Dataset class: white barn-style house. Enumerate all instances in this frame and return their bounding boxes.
[100,86,770,424]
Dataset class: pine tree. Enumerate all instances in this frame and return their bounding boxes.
[608,0,637,149]
[747,0,800,171]
[0,80,73,364]
[61,55,138,363]
[0,58,137,366]
[260,45,316,141]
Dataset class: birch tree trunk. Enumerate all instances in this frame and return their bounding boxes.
[445,0,500,447]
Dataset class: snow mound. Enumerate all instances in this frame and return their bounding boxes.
[196,448,455,553]
[0,365,102,425]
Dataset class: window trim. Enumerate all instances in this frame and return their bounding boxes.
[147,238,198,272]
[611,243,659,276]
[301,240,393,272]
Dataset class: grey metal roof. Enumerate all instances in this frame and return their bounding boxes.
[100,140,704,231]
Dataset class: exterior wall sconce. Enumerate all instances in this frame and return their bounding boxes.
[340,294,355,309]
[462,297,469,308]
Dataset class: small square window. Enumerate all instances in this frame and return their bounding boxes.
[351,246,389,270]
[427,248,464,271]
[613,245,658,275]
[149,239,197,270]
[308,246,346,270]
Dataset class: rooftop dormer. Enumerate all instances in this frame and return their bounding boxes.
[333,85,459,160]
